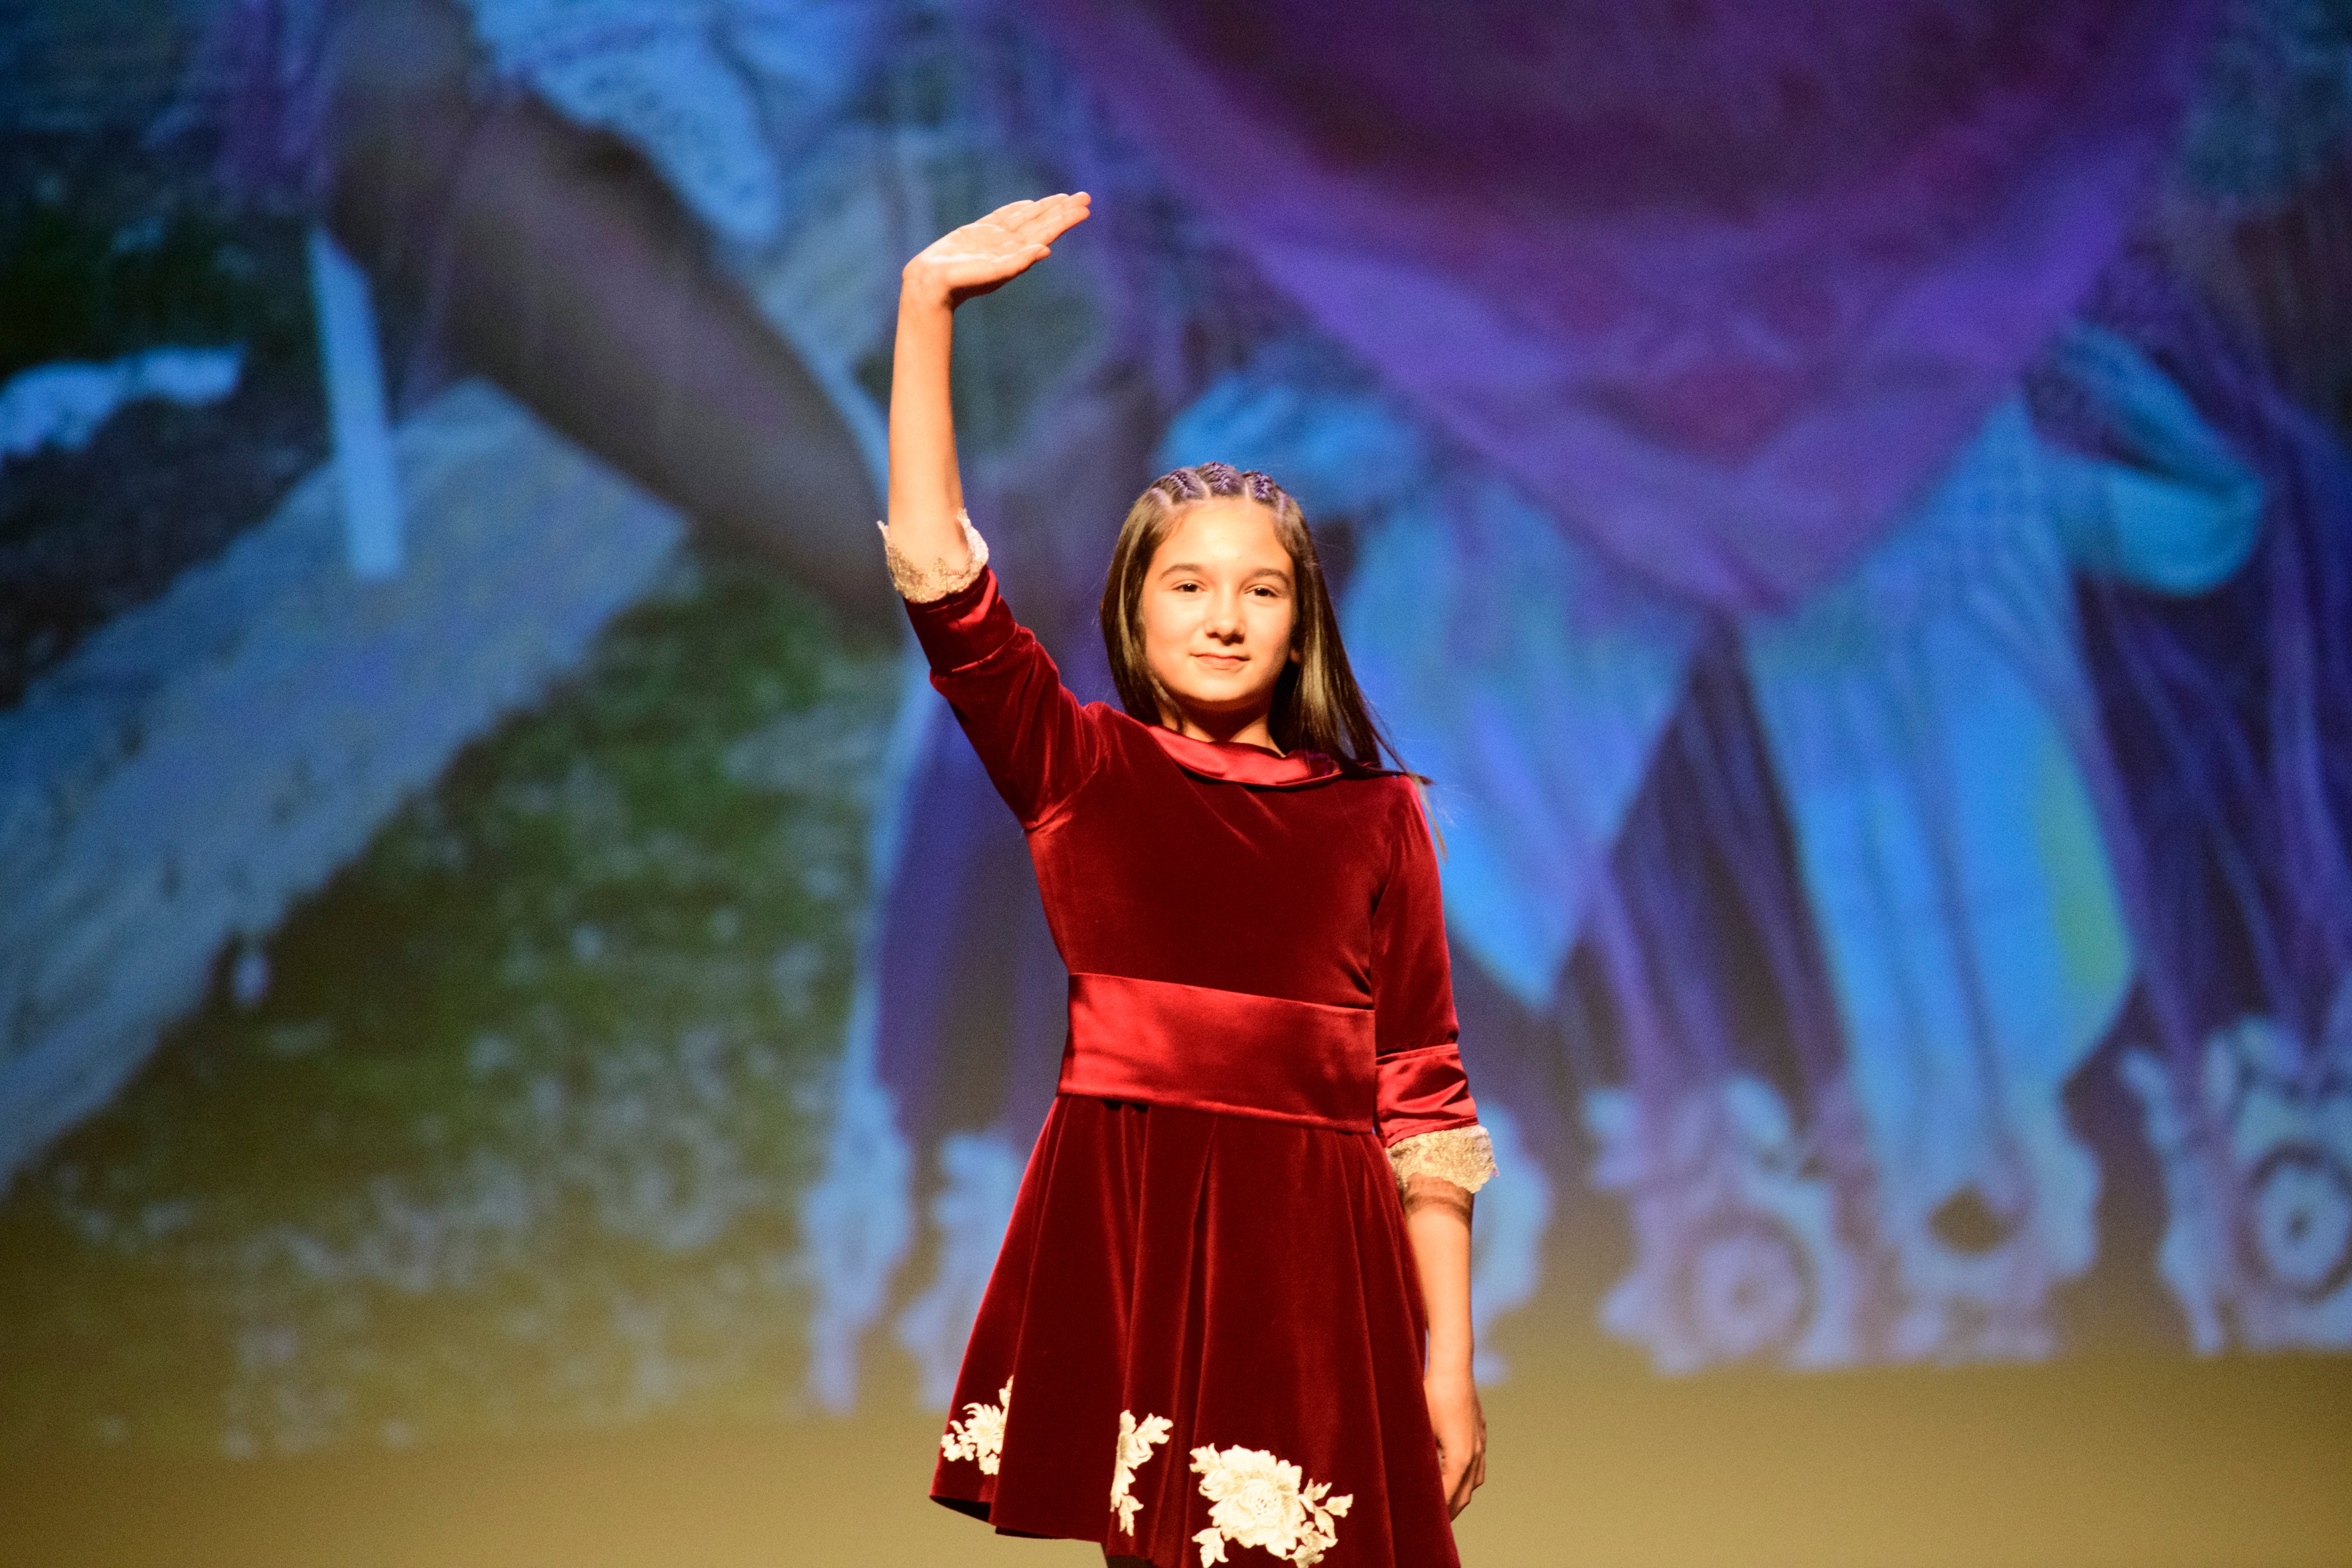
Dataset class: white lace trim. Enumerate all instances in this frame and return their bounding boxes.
[1189,1443,1352,1567]
[941,1376,1011,1474]
[1387,1125,1497,1195]
[1111,1408,1173,1534]
[878,509,989,602]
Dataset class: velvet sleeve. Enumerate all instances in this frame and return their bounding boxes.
[900,565,1102,832]
[1370,781,1485,1150]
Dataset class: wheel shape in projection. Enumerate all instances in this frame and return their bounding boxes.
[1671,1211,1817,1365]
[2240,1144,2352,1304]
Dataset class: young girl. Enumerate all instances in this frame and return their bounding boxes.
[879,193,1496,1568]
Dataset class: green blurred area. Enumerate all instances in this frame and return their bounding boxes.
[0,550,898,1454]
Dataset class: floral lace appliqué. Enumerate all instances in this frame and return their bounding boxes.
[1188,1443,1352,1567]
[878,509,989,602]
[1387,1124,1498,1194]
[940,1376,1011,1474]
[1110,1409,1172,1533]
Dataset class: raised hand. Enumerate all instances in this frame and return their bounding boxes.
[902,193,1092,309]
[885,193,1091,574]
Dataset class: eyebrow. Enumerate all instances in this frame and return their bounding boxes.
[1154,560,1293,584]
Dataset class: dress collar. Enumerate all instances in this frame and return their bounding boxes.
[1146,724,1342,787]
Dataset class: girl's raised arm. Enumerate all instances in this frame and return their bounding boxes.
[882,194,1091,584]
[880,196,1102,832]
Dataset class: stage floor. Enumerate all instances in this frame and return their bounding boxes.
[8,1353,2347,1567]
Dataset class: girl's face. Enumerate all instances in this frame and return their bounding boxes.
[1139,499,1302,741]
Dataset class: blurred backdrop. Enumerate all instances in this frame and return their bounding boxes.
[2,1,2349,1563]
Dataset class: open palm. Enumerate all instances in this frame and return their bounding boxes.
[905,192,1091,305]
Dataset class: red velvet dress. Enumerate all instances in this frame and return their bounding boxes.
[905,562,1486,1568]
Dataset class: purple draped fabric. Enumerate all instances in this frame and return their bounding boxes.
[2045,254,2352,1048]
[1018,0,2222,611]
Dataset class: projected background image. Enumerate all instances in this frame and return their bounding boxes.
[2,0,2349,1474]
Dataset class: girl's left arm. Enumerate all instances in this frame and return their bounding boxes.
[1403,1177,1485,1519]
[1370,779,1495,1519]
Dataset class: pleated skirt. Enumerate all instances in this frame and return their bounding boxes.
[929,1094,1460,1568]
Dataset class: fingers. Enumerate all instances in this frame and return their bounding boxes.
[974,197,1042,228]
[1449,1457,1486,1514]
[1443,1431,1486,1518]
[1010,191,1091,244]
[973,192,1088,232]
[1439,1440,1476,1518]
[951,195,1089,268]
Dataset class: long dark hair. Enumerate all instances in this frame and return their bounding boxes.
[1098,461,1411,775]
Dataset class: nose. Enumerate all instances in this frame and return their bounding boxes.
[1203,587,1245,641]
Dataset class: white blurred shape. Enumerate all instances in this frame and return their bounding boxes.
[1586,1075,1867,1373]
[895,1130,1025,1409]
[307,226,404,580]
[462,0,884,246]
[0,345,242,462]
[2124,975,2352,1354]
[794,649,937,1412]
[1468,1102,1553,1383]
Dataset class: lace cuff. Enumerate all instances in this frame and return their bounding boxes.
[878,509,990,603]
[1387,1125,1496,1195]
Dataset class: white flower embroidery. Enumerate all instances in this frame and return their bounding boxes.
[1188,1444,1352,1567]
[1110,1409,1173,1533]
[940,1377,1012,1474]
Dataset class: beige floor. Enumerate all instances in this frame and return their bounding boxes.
[11,1353,2348,1568]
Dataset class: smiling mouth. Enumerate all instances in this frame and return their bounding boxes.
[1192,653,1245,670]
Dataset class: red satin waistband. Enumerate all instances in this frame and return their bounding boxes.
[1059,972,1377,1132]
